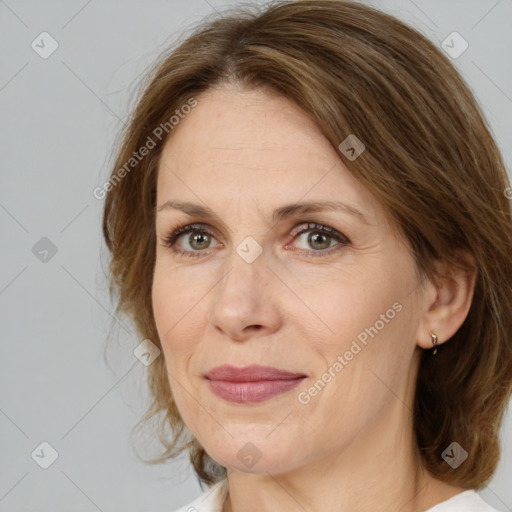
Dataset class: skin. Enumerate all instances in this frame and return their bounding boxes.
[152,84,477,512]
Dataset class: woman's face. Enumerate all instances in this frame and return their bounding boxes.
[152,85,428,474]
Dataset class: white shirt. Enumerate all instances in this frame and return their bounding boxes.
[173,479,502,512]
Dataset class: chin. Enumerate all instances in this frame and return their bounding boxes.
[215,451,297,475]
[204,433,302,475]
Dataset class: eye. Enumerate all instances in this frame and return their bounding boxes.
[161,223,220,258]
[160,222,350,258]
[286,222,350,257]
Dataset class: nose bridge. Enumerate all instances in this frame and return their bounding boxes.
[214,196,268,301]
[214,240,266,309]
[207,239,279,338]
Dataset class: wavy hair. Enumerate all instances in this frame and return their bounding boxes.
[101,0,512,489]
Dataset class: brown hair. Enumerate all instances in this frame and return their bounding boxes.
[101,0,512,490]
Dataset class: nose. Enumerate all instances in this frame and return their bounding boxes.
[207,249,282,342]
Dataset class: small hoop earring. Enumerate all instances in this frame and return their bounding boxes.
[431,332,439,355]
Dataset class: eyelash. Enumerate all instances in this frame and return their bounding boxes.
[160,222,351,259]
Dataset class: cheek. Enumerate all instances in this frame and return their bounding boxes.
[296,284,416,442]
[152,260,196,332]
[151,271,175,342]
[152,268,187,367]
[306,263,416,373]
[151,263,208,371]
[296,267,389,342]
[151,271,201,420]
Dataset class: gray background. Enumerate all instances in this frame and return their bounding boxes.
[1,0,511,510]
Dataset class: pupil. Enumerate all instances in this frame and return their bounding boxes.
[310,232,330,249]
[191,233,209,249]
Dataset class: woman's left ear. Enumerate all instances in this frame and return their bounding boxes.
[416,250,478,350]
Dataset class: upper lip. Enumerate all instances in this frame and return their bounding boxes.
[205,364,306,382]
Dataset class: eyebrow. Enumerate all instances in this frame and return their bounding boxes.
[155,199,369,225]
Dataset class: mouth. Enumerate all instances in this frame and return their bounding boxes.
[204,364,307,403]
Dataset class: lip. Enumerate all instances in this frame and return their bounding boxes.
[205,364,306,382]
[205,365,307,403]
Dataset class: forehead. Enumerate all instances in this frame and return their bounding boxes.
[160,86,331,167]
[156,86,380,221]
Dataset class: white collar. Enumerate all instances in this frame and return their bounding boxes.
[176,481,500,512]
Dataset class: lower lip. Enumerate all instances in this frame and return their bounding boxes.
[207,378,305,403]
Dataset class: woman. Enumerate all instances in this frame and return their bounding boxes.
[101,1,512,511]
